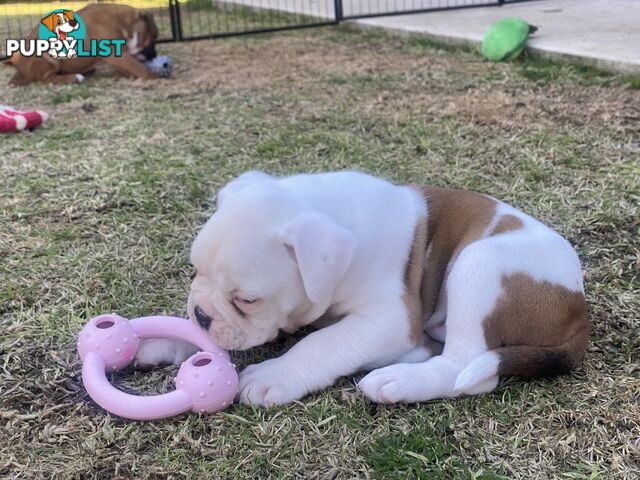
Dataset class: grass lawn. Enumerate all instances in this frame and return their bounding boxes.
[1,25,639,479]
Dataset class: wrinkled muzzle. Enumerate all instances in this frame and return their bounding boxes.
[187,292,248,351]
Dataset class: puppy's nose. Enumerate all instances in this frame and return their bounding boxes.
[194,305,212,331]
[142,45,157,61]
[69,20,77,27]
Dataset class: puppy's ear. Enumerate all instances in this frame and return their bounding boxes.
[63,10,75,21]
[217,171,273,208]
[41,13,57,32]
[279,212,356,305]
[138,10,159,40]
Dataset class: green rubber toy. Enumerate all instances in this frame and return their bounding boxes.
[481,18,537,61]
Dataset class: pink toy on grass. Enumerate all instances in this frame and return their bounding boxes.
[0,105,48,133]
[77,313,238,420]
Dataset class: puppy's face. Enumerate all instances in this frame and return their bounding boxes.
[187,173,356,351]
[188,182,308,350]
[129,11,159,61]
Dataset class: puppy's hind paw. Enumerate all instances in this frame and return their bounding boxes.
[133,338,198,370]
[358,364,423,404]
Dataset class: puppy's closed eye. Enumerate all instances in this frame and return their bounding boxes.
[232,297,260,315]
[237,297,257,304]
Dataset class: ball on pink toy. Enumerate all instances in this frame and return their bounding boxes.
[77,313,139,371]
[77,313,238,420]
[175,351,238,413]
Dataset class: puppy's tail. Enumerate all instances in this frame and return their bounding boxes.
[453,333,589,392]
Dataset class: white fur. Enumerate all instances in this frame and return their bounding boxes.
[128,31,139,56]
[134,171,584,407]
[359,200,584,403]
[454,351,500,392]
[134,338,197,369]
[279,212,357,304]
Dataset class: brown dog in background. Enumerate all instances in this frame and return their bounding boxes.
[4,4,160,85]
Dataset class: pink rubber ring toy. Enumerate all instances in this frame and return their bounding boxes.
[77,313,238,420]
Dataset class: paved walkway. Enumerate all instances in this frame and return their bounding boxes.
[226,0,640,74]
[356,0,640,74]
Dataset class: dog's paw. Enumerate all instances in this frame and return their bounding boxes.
[67,48,76,58]
[358,364,420,404]
[48,49,58,59]
[75,73,84,83]
[237,358,307,407]
[133,338,197,370]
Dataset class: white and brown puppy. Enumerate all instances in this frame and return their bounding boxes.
[136,171,589,406]
[5,4,158,85]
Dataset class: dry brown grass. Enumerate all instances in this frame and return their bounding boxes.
[1,26,639,479]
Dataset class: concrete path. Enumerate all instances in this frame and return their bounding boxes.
[225,0,640,74]
[356,0,640,74]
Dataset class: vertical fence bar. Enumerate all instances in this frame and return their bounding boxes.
[175,0,183,41]
[168,0,180,41]
[171,0,181,41]
[335,0,343,22]
[168,0,178,42]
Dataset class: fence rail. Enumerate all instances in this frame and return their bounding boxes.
[1,0,538,58]
[340,1,502,21]
[162,0,337,43]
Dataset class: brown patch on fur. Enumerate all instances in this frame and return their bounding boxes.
[403,217,428,343]
[3,53,20,66]
[491,214,524,235]
[484,272,589,377]
[409,186,497,322]
[134,10,159,48]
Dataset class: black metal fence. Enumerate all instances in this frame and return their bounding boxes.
[1,0,536,58]
[340,0,509,21]
[164,0,337,43]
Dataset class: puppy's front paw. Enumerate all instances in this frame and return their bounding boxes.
[67,48,76,58]
[48,49,58,59]
[358,364,419,404]
[133,338,197,370]
[237,358,307,407]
